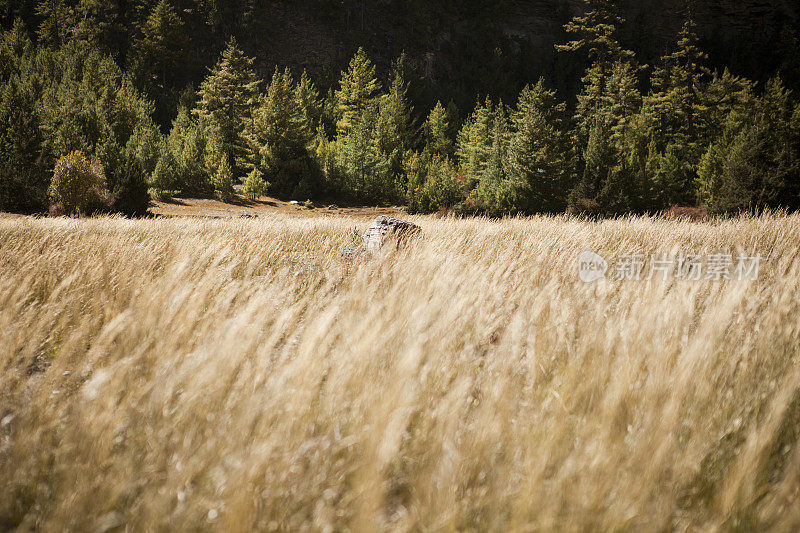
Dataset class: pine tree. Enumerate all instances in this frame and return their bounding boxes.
[194,38,261,178]
[35,0,73,49]
[131,0,188,126]
[456,98,495,190]
[469,103,514,215]
[556,0,639,141]
[72,0,126,59]
[150,150,179,200]
[376,70,413,155]
[696,69,756,148]
[701,78,800,213]
[375,69,414,190]
[213,154,235,201]
[647,19,711,157]
[568,118,619,214]
[1,19,33,81]
[390,51,425,132]
[406,152,462,214]
[631,18,713,208]
[334,47,381,137]
[134,0,186,83]
[242,168,269,200]
[424,101,454,158]
[294,70,323,132]
[0,76,48,212]
[166,107,213,195]
[506,80,573,214]
[557,1,645,214]
[246,68,317,199]
[336,103,390,200]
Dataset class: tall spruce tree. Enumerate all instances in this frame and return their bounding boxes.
[0,76,47,212]
[456,97,495,190]
[472,102,513,215]
[648,18,711,153]
[294,70,323,132]
[506,80,573,214]
[131,0,188,127]
[557,0,638,142]
[634,18,712,208]
[194,38,260,178]
[557,0,645,214]
[336,103,391,200]
[35,0,73,49]
[334,47,380,137]
[424,101,454,158]
[166,107,213,195]
[700,78,800,213]
[375,69,414,190]
[245,68,317,199]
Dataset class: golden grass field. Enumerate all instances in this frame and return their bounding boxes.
[1,213,799,531]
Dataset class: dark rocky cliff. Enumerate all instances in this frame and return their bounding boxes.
[252,0,798,110]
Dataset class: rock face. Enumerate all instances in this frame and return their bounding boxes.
[342,216,422,259]
[259,1,796,110]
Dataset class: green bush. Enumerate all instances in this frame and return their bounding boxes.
[407,153,463,214]
[242,168,269,200]
[213,156,235,202]
[49,151,110,215]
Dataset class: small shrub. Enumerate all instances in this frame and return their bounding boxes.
[242,168,269,200]
[213,156,235,202]
[149,152,179,201]
[49,151,110,216]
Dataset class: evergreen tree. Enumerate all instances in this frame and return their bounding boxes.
[28,42,158,215]
[456,97,495,190]
[246,68,317,199]
[696,69,756,148]
[700,78,800,213]
[213,154,235,201]
[406,152,462,214]
[648,19,711,152]
[390,51,426,135]
[166,107,213,195]
[72,0,127,59]
[294,69,323,132]
[334,47,380,137]
[424,101,454,158]
[242,168,269,200]
[469,102,514,216]
[376,70,413,155]
[150,149,178,200]
[1,18,33,81]
[336,103,391,200]
[0,76,47,212]
[631,18,712,208]
[557,1,645,215]
[131,0,189,126]
[506,80,573,214]
[557,0,638,141]
[194,38,260,178]
[35,0,73,49]
[375,69,414,190]
[568,118,624,214]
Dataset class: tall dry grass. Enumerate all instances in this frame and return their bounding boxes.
[1,213,799,531]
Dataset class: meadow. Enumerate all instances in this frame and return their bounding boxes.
[1,213,799,531]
